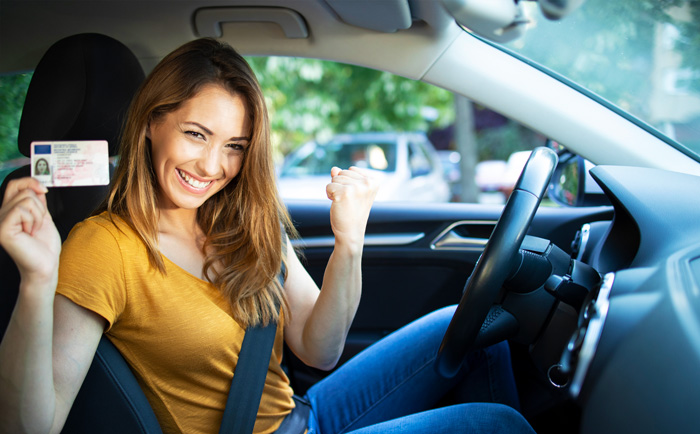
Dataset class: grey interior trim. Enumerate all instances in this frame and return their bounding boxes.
[577,223,591,261]
[194,7,309,39]
[291,233,425,249]
[430,220,497,251]
[570,272,615,398]
[323,0,412,33]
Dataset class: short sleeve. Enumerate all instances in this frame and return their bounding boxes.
[56,217,127,330]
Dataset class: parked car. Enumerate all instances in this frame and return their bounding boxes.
[1,1,700,434]
[436,149,462,201]
[475,159,508,203]
[278,132,451,202]
[499,150,532,199]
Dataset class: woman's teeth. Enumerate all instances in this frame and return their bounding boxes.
[178,169,212,189]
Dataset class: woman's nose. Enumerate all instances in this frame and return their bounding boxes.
[196,146,222,177]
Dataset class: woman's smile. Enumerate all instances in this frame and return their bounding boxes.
[176,168,213,191]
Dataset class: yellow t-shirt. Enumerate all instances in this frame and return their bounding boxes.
[56,212,294,434]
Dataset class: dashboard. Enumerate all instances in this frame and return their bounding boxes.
[561,166,700,433]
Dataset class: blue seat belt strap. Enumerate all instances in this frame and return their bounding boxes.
[218,318,278,434]
[219,245,287,434]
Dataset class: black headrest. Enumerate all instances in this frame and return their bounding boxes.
[17,33,145,157]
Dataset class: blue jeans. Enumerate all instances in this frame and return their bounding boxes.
[303,305,535,434]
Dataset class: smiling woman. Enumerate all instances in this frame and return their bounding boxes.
[0,36,538,434]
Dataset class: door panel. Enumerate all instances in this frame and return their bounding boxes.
[284,200,614,392]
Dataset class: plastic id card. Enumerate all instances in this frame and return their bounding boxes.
[31,140,109,187]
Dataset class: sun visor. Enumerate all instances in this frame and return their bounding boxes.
[194,7,309,39]
[324,0,412,33]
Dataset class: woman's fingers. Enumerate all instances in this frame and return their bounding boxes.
[330,166,370,182]
[0,178,60,283]
[18,200,41,235]
[0,177,50,239]
[326,167,379,249]
[3,177,48,207]
[1,193,47,236]
[326,167,377,201]
[1,177,49,236]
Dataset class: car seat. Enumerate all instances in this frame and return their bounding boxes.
[0,33,163,433]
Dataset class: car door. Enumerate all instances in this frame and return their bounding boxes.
[284,197,613,393]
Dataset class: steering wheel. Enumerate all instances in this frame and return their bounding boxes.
[435,146,558,378]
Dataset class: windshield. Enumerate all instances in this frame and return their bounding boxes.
[503,0,700,160]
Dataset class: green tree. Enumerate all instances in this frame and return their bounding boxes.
[677,0,700,92]
[511,0,698,120]
[246,57,454,155]
[0,72,31,161]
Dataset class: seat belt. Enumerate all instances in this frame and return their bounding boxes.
[219,254,287,434]
[218,318,278,434]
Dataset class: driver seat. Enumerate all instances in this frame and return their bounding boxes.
[0,33,162,433]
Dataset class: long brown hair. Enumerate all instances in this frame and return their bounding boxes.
[101,38,295,327]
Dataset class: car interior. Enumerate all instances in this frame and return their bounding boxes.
[1,1,700,434]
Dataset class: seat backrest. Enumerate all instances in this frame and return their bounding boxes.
[62,336,164,434]
[0,33,162,433]
[4,32,146,239]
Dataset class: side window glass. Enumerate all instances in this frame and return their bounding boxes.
[0,72,32,184]
[247,57,543,204]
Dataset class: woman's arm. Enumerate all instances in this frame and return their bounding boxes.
[0,177,104,434]
[284,167,377,370]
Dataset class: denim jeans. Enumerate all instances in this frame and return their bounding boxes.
[303,305,535,434]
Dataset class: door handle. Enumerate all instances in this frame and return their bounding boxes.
[430,220,496,251]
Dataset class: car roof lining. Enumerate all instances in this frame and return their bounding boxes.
[0,0,456,75]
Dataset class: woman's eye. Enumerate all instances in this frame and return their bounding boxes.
[186,131,205,140]
[227,143,246,153]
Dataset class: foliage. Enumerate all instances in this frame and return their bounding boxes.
[677,0,700,93]
[511,0,700,121]
[476,120,544,162]
[246,57,455,156]
[0,73,31,161]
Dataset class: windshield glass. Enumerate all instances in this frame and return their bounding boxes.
[503,0,700,160]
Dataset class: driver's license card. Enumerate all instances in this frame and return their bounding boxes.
[31,140,109,187]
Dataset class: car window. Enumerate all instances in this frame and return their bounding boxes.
[248,57,543,205]
[0,72,32,184]
[501,0,700,161]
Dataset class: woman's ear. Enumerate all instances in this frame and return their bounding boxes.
[145,124,151,139]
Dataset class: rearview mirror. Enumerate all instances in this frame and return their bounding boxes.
[441,0,586,43]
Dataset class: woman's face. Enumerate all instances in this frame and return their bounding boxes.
[36,159,48,173]
[147,84,251,211]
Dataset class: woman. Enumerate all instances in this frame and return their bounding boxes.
[34,158,50,176]
[0,38,533,434]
